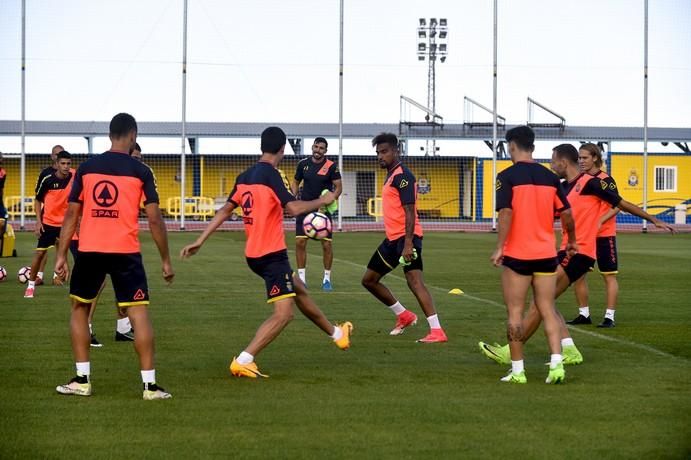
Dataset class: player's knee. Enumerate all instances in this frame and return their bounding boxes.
[361,274,376,291]
[296,238,307,249]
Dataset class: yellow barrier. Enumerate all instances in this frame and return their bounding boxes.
[367,197,383,219]
[166,196,215,221]
[6,196,36,218]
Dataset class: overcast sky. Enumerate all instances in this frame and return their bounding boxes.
[0,0,689,154]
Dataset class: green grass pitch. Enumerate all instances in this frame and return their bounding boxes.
[0,230,689,459]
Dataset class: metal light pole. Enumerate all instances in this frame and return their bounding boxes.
[417,17,448,156]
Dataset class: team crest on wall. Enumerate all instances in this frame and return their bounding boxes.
[628,169,639,187]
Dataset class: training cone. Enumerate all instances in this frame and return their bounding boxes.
[448,288,464,295]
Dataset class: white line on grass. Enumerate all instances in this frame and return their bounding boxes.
[310,251,689,363]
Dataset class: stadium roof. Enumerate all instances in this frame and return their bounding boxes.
[0,120,690,142]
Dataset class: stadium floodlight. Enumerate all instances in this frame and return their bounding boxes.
[415,17,449,156]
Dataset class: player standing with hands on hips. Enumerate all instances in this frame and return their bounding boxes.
[291,137,342,291]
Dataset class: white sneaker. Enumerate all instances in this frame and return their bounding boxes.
[143,382,172,400]
[56,376,92,396]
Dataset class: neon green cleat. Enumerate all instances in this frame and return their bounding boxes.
[562,344,583,365]
[478,341,510,365]
[546,363,565,384]
[500,370,527,384]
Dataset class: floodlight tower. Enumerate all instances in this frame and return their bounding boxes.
[417,17,448,156]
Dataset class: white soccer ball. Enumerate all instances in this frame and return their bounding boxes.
[17,266,31,284]
[303,212,332,240]
[0,266,7,282]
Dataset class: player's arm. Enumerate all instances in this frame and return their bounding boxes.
[284,194,334,217]
[401,203,416,262]
[54,202,81,281]
[332,179,343,200]
[180,201,238,258]
[491,208,511,267]
[599,207,620,227]
[34,199,44,236]
[290,178,300,197]
[560,208,578,256]
[616,200,675,233]
[146,202,174,284]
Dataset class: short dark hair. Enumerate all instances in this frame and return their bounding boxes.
[130,142,142,155]
[372,132,399,149]
[261,126,287,154]
[56,150,71,160]
[505,125,535,151]
[109,113,138,139]
[314,137,328,148]
[553,143,579,164]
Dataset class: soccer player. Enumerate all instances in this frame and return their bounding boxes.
[78,142,145,344]
[54,113,174,400]
[24,150,74,299]
[291,137,342,291]
[31,144,64,285]
[570,143,675,328]
[480,143,674,367]
[361,133,447,343]
[489,127,576,383]
[180,126,352,379]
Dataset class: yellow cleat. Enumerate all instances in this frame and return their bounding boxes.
[229,357,269,378]
[334,322,353,350]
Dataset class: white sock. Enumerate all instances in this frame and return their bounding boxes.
[76,361,90,377]
[426,314,441,329]
[561,337,575,347]
[89,323,94,335]
[37,271,44,280]
[550,354,563,368]
[141,369,155,384]
[298,269,306,284]
[331,325,343,341]
[578,306,590,318]
[323,270,331,282]
[605,309,615,320]
[388,301,406,315]
[117,317,131,334]
[511,360,524,374]
[237,351,254,365]
[27,280,35,289]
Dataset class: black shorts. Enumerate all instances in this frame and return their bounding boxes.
[558,250,596,284]
[295,213,333,240]
[596,236,618,274]
[70,252,149,307]
[246,249,296,303]
[502,256,558,276]
[37,224,61,250]
[367,235,423,275]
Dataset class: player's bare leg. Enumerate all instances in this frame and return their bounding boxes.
[598,273,619,327]
[404,270,435,317]
[127,306,156,370]
[499,268,531,382]
[244,298,294,357]
[361,269,397,306]
[293,275,334,334]
[321,239,333,290]
[532,274,566,383]
[295,237,308,284]
[70,300,92,363]
[24,250,47,297]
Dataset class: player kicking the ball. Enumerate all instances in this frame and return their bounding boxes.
[181,126,352,378]
[361,133,447,343]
